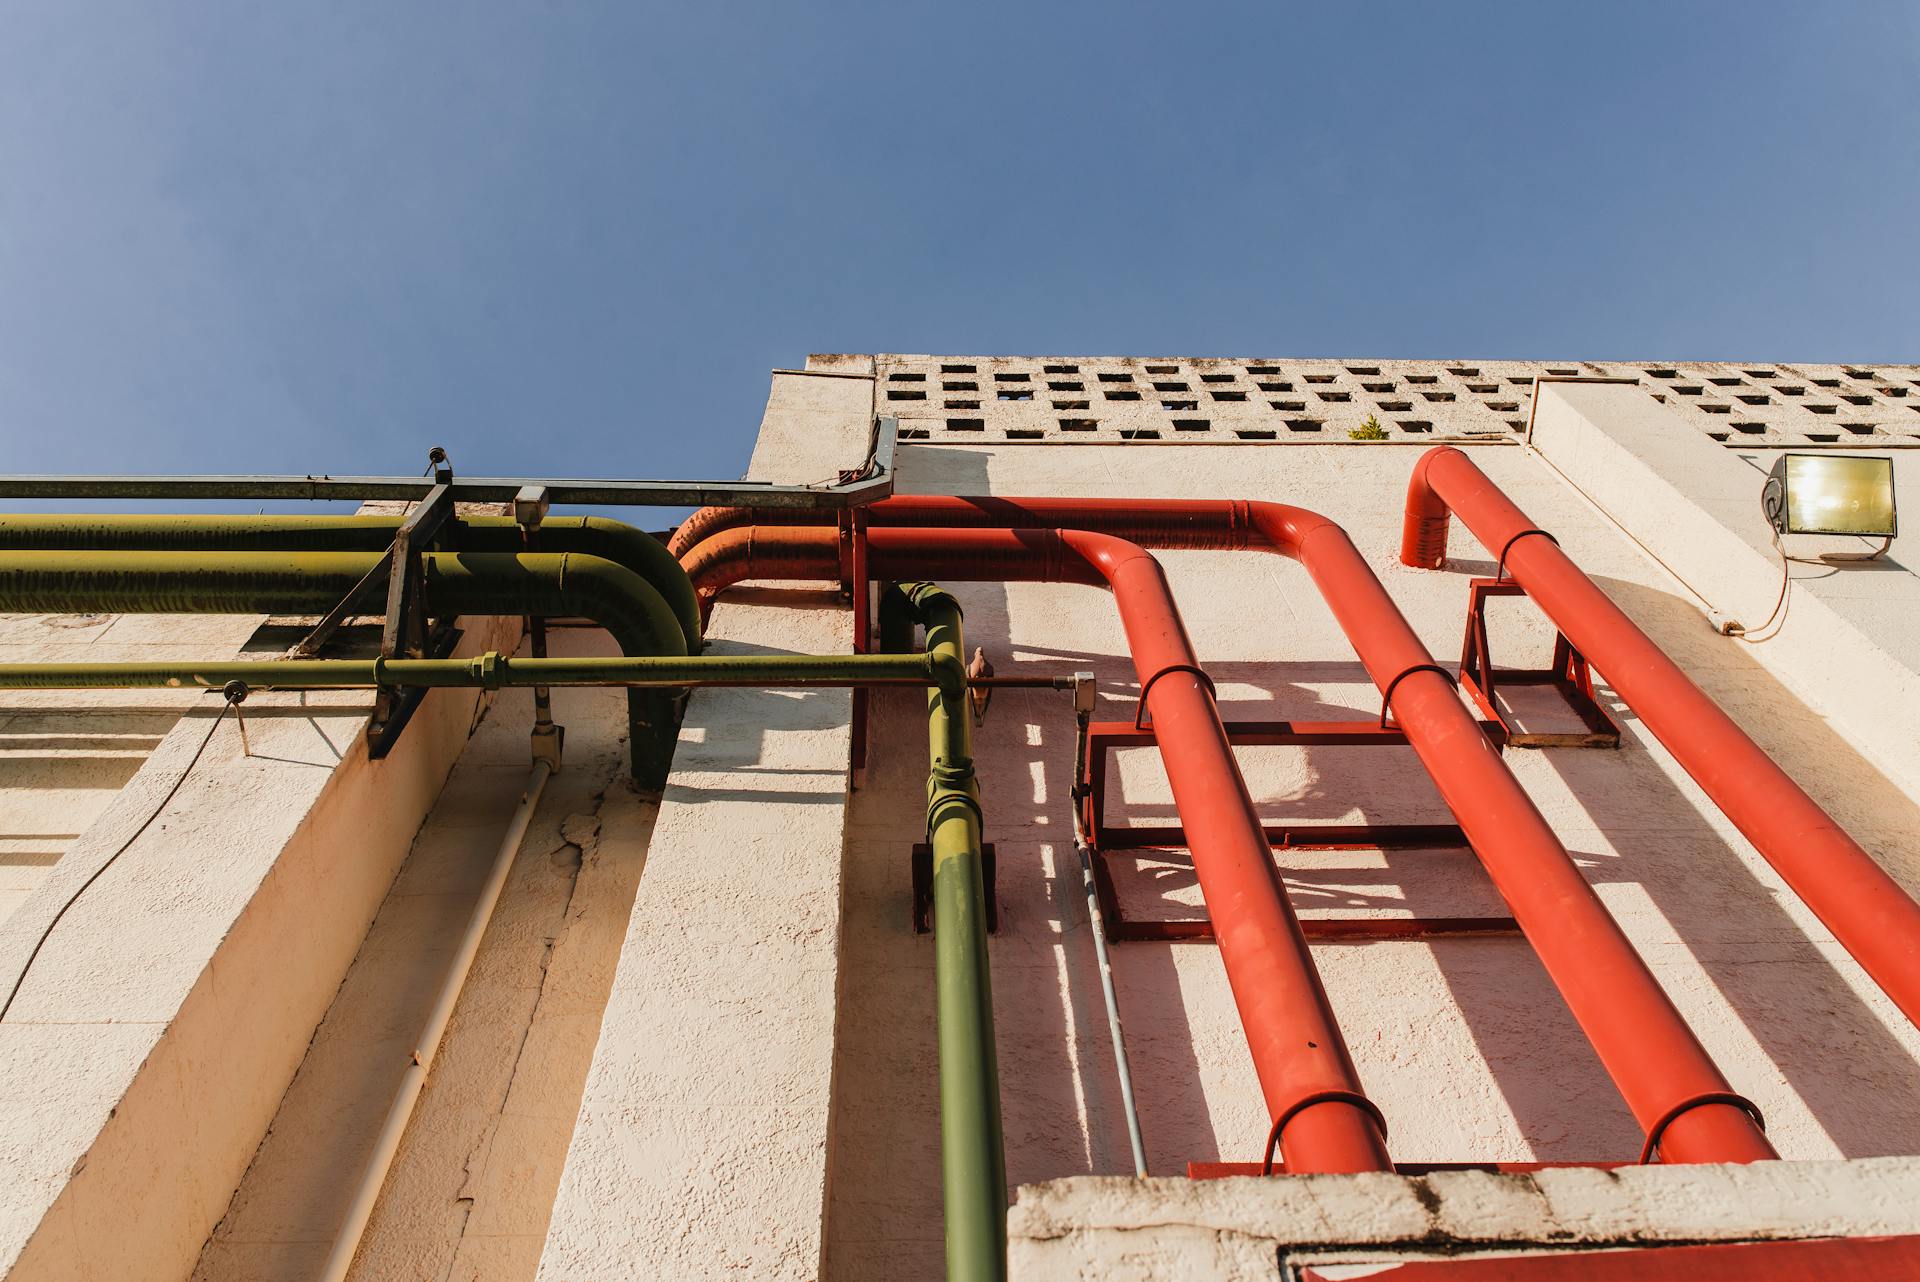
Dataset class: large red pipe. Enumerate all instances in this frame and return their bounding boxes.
[682,510,1778,1166]
[1403,443,1920,1031]
[696,523,1393,1172]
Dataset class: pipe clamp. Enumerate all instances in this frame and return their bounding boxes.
[1378,663,1454,728]
[1261,1091,1390,1174]
[1638,1092,1765,1164]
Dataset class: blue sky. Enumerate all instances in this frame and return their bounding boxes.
[1,2,1915,493]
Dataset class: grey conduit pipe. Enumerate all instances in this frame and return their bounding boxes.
[1069,679,1149,1178]
[319,759,552,1282]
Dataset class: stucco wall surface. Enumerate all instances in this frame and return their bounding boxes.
[818,435,1920,1279]
[0,610,514,1282]
[536,368,870,1280]
[1532,380,1920,801]
[0,612,265,926]
[1007,1156,1920,1279]
[192,627,655,1282]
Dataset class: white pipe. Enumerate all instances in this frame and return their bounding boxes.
[318,760,553,1282]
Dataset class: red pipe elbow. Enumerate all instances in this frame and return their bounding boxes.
[1400,446,1459,569]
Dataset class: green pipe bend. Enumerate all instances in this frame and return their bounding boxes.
[0,514,702,653]
[0,549,685,784]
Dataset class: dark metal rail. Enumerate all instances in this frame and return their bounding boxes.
[0,419,898,510]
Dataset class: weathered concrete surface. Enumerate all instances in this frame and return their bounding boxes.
[535,368,868,1280]
[0,610,515,1282]
[1533,379,1920,802]
[819,434,1920,1279]
[1008,1157,1920,1279]
[0,612,263,926]
[812,353,1920,449]
[191,628,655,1282]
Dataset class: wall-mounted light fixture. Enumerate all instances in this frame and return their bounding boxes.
[1764,454,1896,544]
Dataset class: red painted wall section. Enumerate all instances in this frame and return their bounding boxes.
[1299,1234,1920,1281]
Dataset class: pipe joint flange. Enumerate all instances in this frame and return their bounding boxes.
[928,756,976,789]
[898,580,964,621]
[1637,1092,1766,1164]
[927,649,970,699]
[925,787,985,836]
[475,650,505,690]
[1261,1091,1390,1175]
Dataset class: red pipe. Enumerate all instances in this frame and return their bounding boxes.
[682,508,1779,1165]
[691,522,1393,1172]
[1403,443,1920,1031]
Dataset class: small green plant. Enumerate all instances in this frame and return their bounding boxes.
[1349,414,1387,441]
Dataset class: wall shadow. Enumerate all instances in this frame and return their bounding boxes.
[823,448,1211,1279]
[1034,646,1645,1163]
[1551,573,1920,1157]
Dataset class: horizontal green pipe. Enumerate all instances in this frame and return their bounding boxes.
[0,651,961,693]
[0,514,702,651]
[0,549,685,782]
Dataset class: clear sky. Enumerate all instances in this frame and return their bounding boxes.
[2,2,1915,491]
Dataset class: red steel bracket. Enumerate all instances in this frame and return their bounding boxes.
[1459,579,1621,749]
[842,508,873,776]
[1078,718,1518,944]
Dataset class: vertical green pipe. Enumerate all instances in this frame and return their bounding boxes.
[900,581,1007,1282]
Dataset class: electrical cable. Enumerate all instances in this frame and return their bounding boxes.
[0,693,238,1023]
[1725,478,1798,643]
[1733,473,1892,643]
[1729,530,1794,643]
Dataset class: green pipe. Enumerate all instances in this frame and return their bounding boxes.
[0,652,957,691]
[0,514,703,651]
[0,549,685,784]
[900,581,1007,1282]
[0,575,1007,1273]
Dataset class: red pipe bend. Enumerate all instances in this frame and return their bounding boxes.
[687,520,1392,1172]
[680,504,1778,1165]
[1402,444,1920,1030]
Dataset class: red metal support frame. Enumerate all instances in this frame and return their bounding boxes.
[841,508,872,776]
[1079,716,1520,944]
[685,521,1395,1174]
[1458,579,1621,748]
[1404,444,1920,1032]
[677,505,1778,1166]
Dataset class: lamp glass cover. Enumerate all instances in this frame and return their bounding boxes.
[1780,454,1897,537]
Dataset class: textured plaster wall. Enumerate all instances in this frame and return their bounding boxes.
[0,612,263,926]
[193,627,655,1282]
[0,610,515,1281]
[1533,380,1920,803]
[1008,1157,1920,1279]
[536,370,871,1280]
[817,435,1920,1279]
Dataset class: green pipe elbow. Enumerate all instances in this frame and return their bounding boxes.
[425,551,687,786]
[0,549,685,786]
[0,514,703,654]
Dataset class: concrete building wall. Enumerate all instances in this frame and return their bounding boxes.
[534,354,1920,1280]
[536,370,871,1281]
[0,610,517,1281]
[7,352,1919,1281]
[813,422,1920,1277]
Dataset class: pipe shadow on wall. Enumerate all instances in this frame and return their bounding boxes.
[1059,652,1647,1165]
[1546,574,1920,1158]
